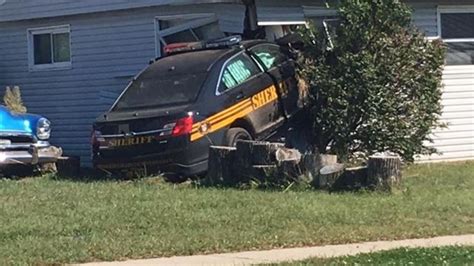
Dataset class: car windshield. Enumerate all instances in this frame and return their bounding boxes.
[113,49,228,111]
[113,72,207,110]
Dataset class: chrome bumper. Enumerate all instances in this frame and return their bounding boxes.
[0,145,62,166]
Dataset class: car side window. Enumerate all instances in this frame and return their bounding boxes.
[250,44,287,70]
[218,53,260,93]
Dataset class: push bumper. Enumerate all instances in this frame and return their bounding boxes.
[0,145,62,166]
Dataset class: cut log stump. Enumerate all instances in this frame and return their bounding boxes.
[235,140,285,165]
[250,165,279,181]
[367,155,402,191]
[332,166,368,191]
[317,154,338,167]
[206,146,237,185]
[317,163,345,189]
[207,140,318,187]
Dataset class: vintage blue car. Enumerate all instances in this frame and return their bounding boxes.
[0,106,61,174]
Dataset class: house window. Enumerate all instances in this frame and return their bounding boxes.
[155,14,225,57]
[28,25,71,71]
[439,10,474,65]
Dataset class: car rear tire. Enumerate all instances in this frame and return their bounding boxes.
[225,128,252,147]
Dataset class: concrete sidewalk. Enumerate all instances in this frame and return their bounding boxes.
[80,234,474,266]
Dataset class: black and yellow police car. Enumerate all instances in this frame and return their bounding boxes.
[92,36,303,176]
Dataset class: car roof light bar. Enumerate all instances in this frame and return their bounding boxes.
[163,35,242,56]
[204,35,242,48]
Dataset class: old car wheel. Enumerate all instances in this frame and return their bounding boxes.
[225,128,252,147]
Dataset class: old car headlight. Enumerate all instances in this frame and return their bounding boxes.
[37,118,51,140]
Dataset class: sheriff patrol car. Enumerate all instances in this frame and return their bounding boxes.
[92,36,302,176]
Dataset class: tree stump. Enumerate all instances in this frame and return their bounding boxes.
[332,166,368,191]
[275,147,304,182]
[275,147,302,162]
[235,140,285,165]
[318,163,345,189]
[250,165,279,182]
[317,154,338,167]
[307,154,338,188]
[367,155,402,191]
[207,146,237,185]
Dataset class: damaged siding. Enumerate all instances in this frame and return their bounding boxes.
[0,4,245,165]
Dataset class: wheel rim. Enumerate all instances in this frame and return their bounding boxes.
[233,132,251,146]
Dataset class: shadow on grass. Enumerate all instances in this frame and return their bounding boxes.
[48,167,381,195]
[49,167,196,185]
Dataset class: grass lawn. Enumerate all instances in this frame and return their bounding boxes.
[0,162,473,265]
[273,246,474,265]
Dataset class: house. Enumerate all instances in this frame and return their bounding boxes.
[0,0,472,165]
[0,0,247,165]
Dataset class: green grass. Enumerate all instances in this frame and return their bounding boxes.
[0,162,473,265]
[275,246,474,265]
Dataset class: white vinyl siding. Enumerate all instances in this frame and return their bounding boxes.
[418,6,474,162]
[418,65,474,162]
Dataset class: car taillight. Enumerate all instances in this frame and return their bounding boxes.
[172,116,194,137]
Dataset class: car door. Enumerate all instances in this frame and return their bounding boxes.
[217,52,277,135]
[249,44,300,119]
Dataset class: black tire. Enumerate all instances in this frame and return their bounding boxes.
[225,127,252,147]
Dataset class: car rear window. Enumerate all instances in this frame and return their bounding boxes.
[113,73,207,110]
[113,49,228,111]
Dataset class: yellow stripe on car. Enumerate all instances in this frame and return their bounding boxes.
[191,85,278,142]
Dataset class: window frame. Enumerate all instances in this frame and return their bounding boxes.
[437,6,474,65]
[27,25,72,72]
[437,6,474,42]
[154,13,220,58]
[215,51,262,96]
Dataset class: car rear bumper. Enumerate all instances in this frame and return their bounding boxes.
[0,146,62,166]
[93,139,211,176]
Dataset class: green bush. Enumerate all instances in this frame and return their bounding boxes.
[296,0,446,162]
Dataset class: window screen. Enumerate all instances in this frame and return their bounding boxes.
[445,42,474,65]
[440,13,474,39]
[219,54,260,93]
[440,12,474,65]
[53,33,71,63]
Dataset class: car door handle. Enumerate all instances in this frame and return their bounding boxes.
[235,92,245,100]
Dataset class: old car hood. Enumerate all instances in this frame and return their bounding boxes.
[0,106,40,135]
